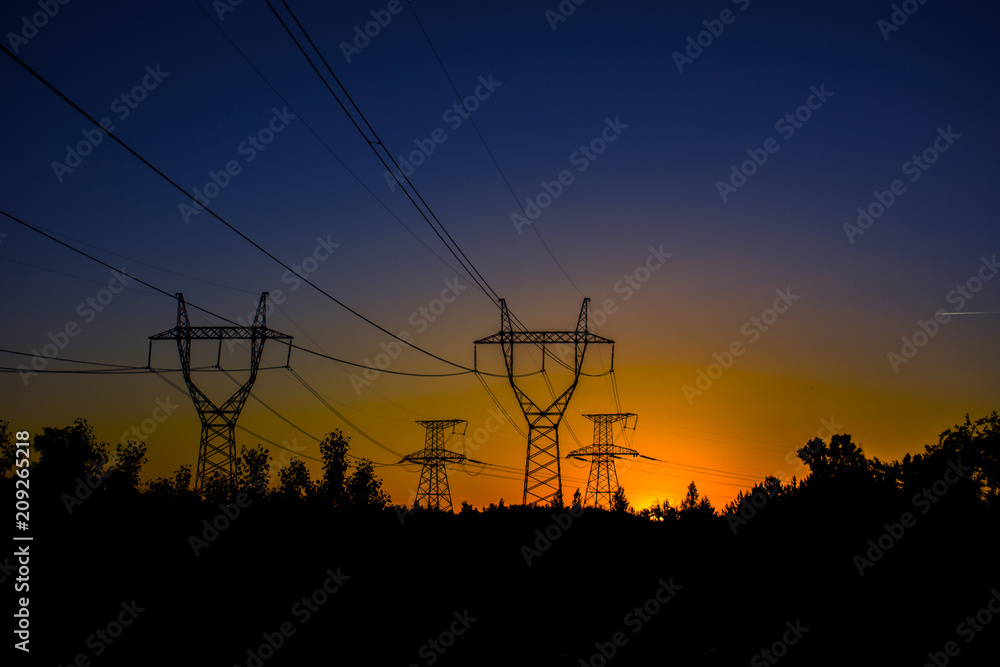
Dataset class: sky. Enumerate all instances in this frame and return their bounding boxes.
[1,0,998,510]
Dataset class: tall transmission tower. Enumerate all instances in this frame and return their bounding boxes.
[149,293,291,497]
[400,420,467,511]
[474,299,614,506]
[567,414,639,509]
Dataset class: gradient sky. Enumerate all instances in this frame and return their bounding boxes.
[2,0,998,510]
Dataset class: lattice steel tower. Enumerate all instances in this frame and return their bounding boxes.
[567,414,638,509]
[149,293,291,497]
[400,420,467,512]
[474,299,614,506]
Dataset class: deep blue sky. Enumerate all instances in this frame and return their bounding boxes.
[2,0,998,507]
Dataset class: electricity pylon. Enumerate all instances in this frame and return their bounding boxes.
[149,293,291,497]
[567,414,638,509]
[400,420,467,512]
[474,299,614,506]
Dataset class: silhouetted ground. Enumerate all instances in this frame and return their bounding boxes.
[12,488,998,667]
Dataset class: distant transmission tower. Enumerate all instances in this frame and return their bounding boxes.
[400,420,467,511]
[567,414,639,509]
[474,299,614,506]
[149,293,291,497]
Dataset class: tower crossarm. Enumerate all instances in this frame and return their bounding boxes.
[566,445,640,459]
[474,331,613,345]
[150,326,292,341]
[401,450,467,464]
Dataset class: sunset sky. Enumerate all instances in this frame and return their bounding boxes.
[2,0,997,510]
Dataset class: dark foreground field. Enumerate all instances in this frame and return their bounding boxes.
[12,490,999,667]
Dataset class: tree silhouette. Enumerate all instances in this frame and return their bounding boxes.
[722,475,787,517]
[345,458,390,511]
[33,419,108,494]
[645,498,678,521]
[104,442,148,498]
[0,420,13,478]
[201,470,234,505]
[486,498,506,512]
[146,464,194,500]
[318,430,350,508]
[278,458,313,501]
[571,488,583,511]
[679,481,715,519]
[238,444,271,497]
[797,433,870,487]
[924,412,1000,504]
[611,486,630,513]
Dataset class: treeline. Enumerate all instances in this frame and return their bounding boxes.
[0,420,390,512]
[628,411,998,530]
[1,411,997,519]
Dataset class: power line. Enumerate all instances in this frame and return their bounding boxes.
[27,221,258,295]
[267,0,505,314]
[0,209,524,380]
[287,367,404,458]
[405,0,584,297]
[0,44,473,373]
[223,369,320,443]
[154,367,394,467]
[0,208,235,324]
[0,348,150,370]
[0,256,161,298]
[188,0,468,282]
